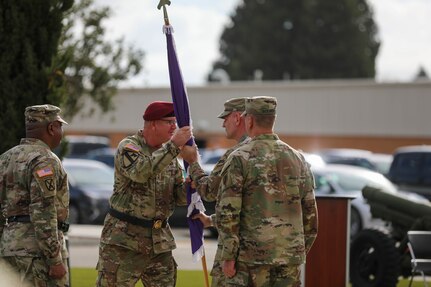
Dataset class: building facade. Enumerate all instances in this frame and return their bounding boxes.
[65,79,431,154]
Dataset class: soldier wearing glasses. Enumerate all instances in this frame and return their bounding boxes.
[96,101,192,287]
[0,104,69,286]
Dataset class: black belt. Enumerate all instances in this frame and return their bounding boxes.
[7,215,70,233]
[7,215,30,223]
[108,207,168,229]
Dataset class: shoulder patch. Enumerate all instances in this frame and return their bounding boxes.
[124,143,140,152]
[36,167,54,178]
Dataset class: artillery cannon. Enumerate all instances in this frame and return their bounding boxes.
[350,186,431,287]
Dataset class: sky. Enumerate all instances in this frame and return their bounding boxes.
[94,0,431,87]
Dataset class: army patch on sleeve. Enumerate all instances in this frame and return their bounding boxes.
[124,143,140,152]
[44,178,55,191]
[36,167,54,178]
[123,151,139,168]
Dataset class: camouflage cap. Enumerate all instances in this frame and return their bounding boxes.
[242,96,277,116]
[25,104,68,124]
[217,97,246,119]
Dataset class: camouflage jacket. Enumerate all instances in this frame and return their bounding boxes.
[189,135,250,202]
[0,138,69,265]
[216,134,318,265]
[100,131,187,254]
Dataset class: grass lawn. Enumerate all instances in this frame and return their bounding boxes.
[71,268,211,287]
[72,268,426,287]
[348,280,424,287]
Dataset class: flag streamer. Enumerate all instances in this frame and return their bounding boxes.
[164,24,206,263]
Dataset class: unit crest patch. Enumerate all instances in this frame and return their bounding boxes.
[44,178,55,191]
[122,143,140,168]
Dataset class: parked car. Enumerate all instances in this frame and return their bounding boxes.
[303,152,326,168]
[316,148,392,174]
[55,135,111,159]
[387,145,431,200]
[312,164,399,238]
[85,147,116,168]
[63,158,114,224]
[199,148,227,174]
[368,152,393,175]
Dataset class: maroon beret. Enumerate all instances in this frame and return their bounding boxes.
[143,101,175,121]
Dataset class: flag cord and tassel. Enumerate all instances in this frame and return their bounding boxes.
[157,1,209,287]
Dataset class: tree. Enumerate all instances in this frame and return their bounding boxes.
[208,0,380,81]
[415,66,429,80]
[56,0,144,119]
[0,0,144,153]
[0,0,73,152]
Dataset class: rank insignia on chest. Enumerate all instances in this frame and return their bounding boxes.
[36,167,54,178]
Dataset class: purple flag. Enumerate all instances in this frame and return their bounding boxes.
[164,25,206,262]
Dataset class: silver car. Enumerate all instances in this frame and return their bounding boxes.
[312,164,395,238]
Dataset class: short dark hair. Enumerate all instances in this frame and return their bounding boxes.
[252,114,275,129]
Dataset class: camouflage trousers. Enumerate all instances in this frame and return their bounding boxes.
[96,243,177,287]
[0,256,69,287]
[210,260,224,287]
[222,262,301,287]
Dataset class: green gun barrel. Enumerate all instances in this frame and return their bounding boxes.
[362,186,431,231]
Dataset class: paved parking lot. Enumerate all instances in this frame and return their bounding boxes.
[68,225,217,270]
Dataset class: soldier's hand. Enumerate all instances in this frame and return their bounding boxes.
[192,212,213,228]
[180,144,199,164]
[223,260,236,278]
[48,263,67,279]
[171,126,192,147]
[185,177,197,189]
[190,179,196,189]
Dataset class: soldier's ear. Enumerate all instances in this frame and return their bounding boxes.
[47,122,55,136]
[235,112,243,125]
[151,121,157,130]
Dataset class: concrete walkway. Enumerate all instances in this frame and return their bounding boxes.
[67,224,217,271]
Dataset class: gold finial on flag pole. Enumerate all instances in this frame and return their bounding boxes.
[157,0,171,25]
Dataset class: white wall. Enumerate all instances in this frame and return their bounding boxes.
[65,79,431,138]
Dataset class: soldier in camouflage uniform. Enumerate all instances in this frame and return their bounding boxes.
[96,101,192,287]
[0,104,70,286]
[216,97,318,287]
[181,97,250,287]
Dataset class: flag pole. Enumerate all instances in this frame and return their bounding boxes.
[202,254,210,287]
[157,1,210,286]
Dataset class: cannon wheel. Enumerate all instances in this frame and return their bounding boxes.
[350,229,400,287]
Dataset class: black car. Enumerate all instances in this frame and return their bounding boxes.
[387,145,431,200]
[85,147,116,168]
[63,158,114,224]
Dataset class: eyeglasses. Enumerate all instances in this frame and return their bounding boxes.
[158,119,177,126]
